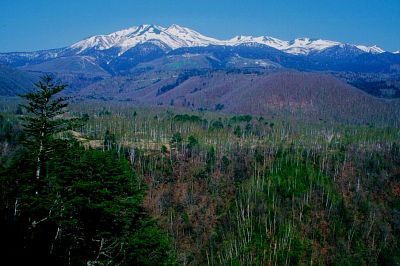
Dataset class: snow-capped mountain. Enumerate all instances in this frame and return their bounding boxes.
[278,38,341,55]
[70,24,224,55]
[69,24,385,56]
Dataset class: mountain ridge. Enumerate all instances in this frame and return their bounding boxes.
[0,24,395,58]
[67,24,391,56]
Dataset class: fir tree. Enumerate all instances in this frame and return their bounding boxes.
[18,75,81,180]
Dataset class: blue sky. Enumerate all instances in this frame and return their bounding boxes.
[0,0,399,52]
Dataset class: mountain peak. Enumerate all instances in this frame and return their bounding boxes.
[228,35,254,42]
[165,24,193,35]
[133,24,164,34]
[356,44,384,54]
[167,24,186,30]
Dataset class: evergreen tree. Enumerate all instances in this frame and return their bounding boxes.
[206,146,216,173]
[187,135,198,150]
[221,155,230,173]
[18,75,80,180]
[170,132,182,151]
[103,129,116,151]
[233,125,242,138]
[187,135,199,157]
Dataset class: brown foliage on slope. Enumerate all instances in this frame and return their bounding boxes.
[77,71,400,124]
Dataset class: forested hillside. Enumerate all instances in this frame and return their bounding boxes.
[62,70,400,126]
[1,77,399,265]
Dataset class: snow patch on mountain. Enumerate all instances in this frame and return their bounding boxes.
[356,45,385,54]
[284,38,340,55]
[225,35,289,50]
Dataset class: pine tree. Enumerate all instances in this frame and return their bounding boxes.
[19,75,80,180]
[206,146,216,173]
[103,129,116,151]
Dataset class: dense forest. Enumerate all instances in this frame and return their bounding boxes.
[1,76,400,265]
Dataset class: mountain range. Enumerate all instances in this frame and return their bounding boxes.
[0,24,400,123]
[1,24,399,73]
[68,24,389,55]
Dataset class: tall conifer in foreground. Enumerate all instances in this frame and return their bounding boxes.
[18,75,76,180]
